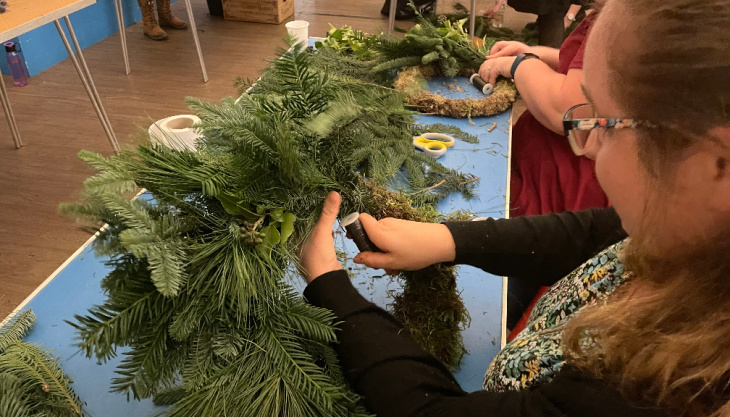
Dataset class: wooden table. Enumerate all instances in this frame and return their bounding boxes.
[0,0,120,152]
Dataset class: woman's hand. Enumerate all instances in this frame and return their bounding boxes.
[300,191,343,283]
[482,0,505,19]
[352,215,456,274]
[478,56,516,86]
[487,41,530,59]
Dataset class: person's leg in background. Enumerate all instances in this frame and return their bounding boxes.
[157,0,187,31]
[137,0,167,40]
[381,0,437,20]
[536,11,565,48]
[136,0,187,40]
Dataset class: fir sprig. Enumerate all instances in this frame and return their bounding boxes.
[372,13,491,76]
[0,310,83,417]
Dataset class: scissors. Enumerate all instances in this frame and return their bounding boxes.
[412,133,455,159]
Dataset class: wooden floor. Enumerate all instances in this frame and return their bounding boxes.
[0,0,533,319]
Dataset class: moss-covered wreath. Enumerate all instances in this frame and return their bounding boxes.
[393,65,517,118]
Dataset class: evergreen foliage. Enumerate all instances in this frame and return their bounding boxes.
[423,2,586,45]
[372,14,492,76]
[0,310,83,417]
[63,43,479,416]
[424,3,539,45]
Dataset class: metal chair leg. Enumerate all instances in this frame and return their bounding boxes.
[55,19,121,154]
[183,0,208,83]
[0,74,23,149]
[469,0,477,38]
[113,0,131,75]
[388,0,397,34]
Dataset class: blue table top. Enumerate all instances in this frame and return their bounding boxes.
[4,74,512,415]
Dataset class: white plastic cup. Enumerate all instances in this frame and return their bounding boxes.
[285,20,309,46]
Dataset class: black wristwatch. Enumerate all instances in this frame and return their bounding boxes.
[510,53,540,79]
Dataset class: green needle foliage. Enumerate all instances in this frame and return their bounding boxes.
[424,3,539,45]
[372,11,492,76]
[0,310,83,417]
[62,42,478,416]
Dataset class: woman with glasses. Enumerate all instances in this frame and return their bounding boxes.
[300,0,730,416]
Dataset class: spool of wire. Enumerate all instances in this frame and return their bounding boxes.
[469,74,494,96]
[340,212,382,253]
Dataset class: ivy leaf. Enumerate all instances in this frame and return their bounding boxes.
[255,225,281,259]
[215,193,260,222]
[270,208,285,223]
[215,193,245,216]
[280,213,296,244]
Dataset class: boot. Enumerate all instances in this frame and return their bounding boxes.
[137,0,168,40]
[157,0,188,30]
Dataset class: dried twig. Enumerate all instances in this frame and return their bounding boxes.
[459,176,480,186]
[409,180,447,195]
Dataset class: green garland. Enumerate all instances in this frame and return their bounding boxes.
[62,42,477,416]
[0,310,83,417]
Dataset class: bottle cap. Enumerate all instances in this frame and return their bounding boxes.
[4,42,17,53]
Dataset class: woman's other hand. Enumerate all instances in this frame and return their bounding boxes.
[487,41,530,59]
[483,0,506,19]
[352,215,455,274]
[479,56,516,86]
[300,191,343,283]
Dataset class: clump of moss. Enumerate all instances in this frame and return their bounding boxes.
[365,180,438,222]
[365,181,469,369]
[395,264,470,369]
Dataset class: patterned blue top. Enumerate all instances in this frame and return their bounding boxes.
[483,240,631,391]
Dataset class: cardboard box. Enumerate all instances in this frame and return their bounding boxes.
[222,0,294,24]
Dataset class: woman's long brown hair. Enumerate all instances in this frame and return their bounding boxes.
[562,0,730,416]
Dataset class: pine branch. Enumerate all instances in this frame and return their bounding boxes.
[0,310,36,354]
[0,374,33,417]
[0,342,83,416]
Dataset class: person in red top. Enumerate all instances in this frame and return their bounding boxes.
[478,13,608,329]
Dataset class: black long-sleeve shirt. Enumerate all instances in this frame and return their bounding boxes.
[304,207,665,417]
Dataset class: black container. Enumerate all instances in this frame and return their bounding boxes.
[206,0,223,17]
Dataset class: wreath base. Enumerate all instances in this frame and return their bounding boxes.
[394,65,517,118]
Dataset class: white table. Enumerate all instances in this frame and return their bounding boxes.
[0,0,120,152]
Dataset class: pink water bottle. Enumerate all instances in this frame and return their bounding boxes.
[4,42,28,87]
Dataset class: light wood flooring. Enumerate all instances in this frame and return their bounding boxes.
[0,0,533,319]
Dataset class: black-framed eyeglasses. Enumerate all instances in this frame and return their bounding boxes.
[562,103,649,156]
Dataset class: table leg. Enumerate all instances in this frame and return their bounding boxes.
[114,0,131,75]
[469,0,477,38]
[388,0,397,34]
[64,16,119,148]
[183,0,208,83]
[0,74,23,149]
[55,18,121,154]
